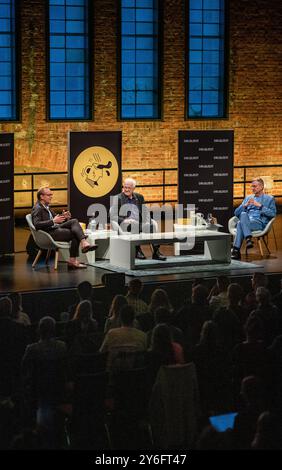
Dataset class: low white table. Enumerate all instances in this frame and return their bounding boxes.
[110,232,188,270]
[174,224,231,263]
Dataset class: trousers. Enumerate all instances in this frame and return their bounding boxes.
[50,218,85,257]
[234,212,264,250]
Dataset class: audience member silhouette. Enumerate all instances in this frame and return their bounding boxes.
[249,287,280,346]
[233,376,265,449]
[251,411,282,450]
[126,278,148,316]
[104,295,128,334]
[21,316,71,448]
[9,292,31,326]
[137,288,173,332]
[209,276,230,313]
[174,284,211,358]
[66,300,99,353]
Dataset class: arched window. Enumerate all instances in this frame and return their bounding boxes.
[0,0,18,121]
[119,0,162,120]
[187,0,228,118]
[47,0,92,120]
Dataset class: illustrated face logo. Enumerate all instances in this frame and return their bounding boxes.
[73,146,119,198]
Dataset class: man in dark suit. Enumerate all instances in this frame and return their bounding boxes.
[31,187,96,269]
[111,178,166,260]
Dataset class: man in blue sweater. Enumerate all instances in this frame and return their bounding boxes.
[231,178,276,259]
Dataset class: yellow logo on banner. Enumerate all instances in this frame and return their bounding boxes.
[73,146,119,198]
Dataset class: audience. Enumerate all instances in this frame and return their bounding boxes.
[1,273,282,449]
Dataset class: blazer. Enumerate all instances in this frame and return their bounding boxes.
[31,202,57,231]
[111,192,150,225]
[234,193,276,227]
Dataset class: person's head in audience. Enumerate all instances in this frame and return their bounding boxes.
[154,306,171,325]
[9,292,23,320]
[227,283,244,307]
[109,294,127,319]
[216,275,230,293]
[150,323,175,364]
[77,281,92,301]
[127,278,143,297]
[244,315,263,342]
[149,288,172,313]
[199,320,219,348]
[192,284,209,305]
[197,425,228,450]
[252,411,282,450]
[39,316,56,341]
[240,375,264,410]
[255,286,271,307]
[119,305,135,327]
[251,272,267,291]
[73,299,93,325]
[0,296,12,319]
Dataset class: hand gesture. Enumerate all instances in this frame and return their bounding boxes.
[246,198,261,208]
[62,210,71,220]
[53,214,66,224]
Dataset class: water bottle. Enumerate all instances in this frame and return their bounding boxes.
[207,213,214,224]
[88,217,97,233]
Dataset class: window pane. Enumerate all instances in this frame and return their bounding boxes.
[187,0,226,118]
[48,0,91,120]
[0,0,18,120]
[120,0,160,119]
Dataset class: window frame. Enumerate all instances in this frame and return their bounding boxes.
[185,0,229,120]
[0,0,21,122]
[117,0,163,121]
[46,0,94,122]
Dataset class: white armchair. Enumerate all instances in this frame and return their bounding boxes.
[228,215,277,256]
[26,214,71,269]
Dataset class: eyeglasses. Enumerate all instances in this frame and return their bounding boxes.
[44,192,53,196]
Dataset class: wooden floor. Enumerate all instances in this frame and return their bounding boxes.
[0,216,281,294]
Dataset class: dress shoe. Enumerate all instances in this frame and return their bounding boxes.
[136,249,146,260]
[246,238,254,250]
[231,248,241,260]
[152,250,167,261]
[68,262,87,269]
[81,244,98,254]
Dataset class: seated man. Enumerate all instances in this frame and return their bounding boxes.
[32,187,97,269]
[231,178,276,259]
[111,177,166,260]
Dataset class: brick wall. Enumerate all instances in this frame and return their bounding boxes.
[0,0,281,204]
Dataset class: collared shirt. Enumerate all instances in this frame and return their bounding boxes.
[124,194,140,221]
[245,195,264,225]
[43,204,53,220]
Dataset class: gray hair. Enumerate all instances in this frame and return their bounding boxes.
[124,178,136,188]
[252,178,264,188]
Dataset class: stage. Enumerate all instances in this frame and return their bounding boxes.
[0,219,281,322]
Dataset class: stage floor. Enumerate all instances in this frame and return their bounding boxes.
[0,217,281,294]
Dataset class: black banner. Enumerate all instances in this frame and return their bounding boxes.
[178,130,234,230]
[0,133,14,255]
[69,131,122,225]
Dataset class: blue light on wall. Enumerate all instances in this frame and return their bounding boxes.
[187,0,226,118]
[120,0,160,119]
[48,0,91,120]
[0,0,17,121]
